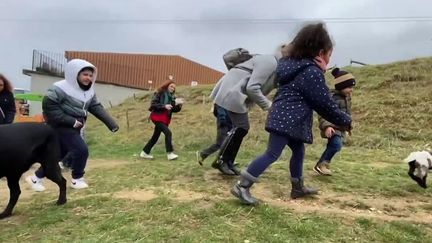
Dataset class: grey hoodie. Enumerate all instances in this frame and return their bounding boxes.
[210,54,277,114]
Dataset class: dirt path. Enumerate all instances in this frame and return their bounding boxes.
[202,170,432,224]
[0,159,131,201]
[1,159,431,224]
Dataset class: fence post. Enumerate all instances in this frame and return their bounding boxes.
[126,109,130,132]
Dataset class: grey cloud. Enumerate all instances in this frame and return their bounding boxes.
[2,0,432,89]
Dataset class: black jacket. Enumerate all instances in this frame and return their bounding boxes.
[0,91,16,124]
[149,91,182,115]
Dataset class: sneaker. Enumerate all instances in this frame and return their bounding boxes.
[71,177,89,189]
[58,161,71,171]
[139,151,154,159]
[167,152,178,161]
[25,175,46,192]
[313,162,332,176]
[196,151,204,166]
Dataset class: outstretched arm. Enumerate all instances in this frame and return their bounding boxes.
[88,95,119,132]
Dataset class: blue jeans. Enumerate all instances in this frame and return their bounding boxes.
[246,132,305,179]
[318,135,343,163]
[36,129,89,179]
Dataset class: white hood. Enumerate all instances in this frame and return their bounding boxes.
[54,59,97,103]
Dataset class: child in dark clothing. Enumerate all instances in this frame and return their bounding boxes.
[231,23,352,205]
[313,68,355,176]
[196,103,233,165]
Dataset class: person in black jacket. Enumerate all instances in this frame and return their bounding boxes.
[0,74,16,124]
[140,80,183,160]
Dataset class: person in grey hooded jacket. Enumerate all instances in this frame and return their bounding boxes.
[26,59,119,192]
[210,47,288,175]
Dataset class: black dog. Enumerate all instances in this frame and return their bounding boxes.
[0,123,67,219]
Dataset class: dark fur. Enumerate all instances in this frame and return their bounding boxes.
[407,160,427,188]
[0,123,66,219]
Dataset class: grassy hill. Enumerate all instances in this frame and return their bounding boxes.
[1,58,432,242]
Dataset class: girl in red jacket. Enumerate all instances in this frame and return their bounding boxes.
[140,80,183,160]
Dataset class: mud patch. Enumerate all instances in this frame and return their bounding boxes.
[165,189,206,202]
[86,159,132,170]
[113,189,157,202]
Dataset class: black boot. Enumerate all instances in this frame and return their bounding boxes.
[212,127,248,174]
[211,158,236,175]
[231,171,259,205]
[290,177,319,199]
[228,160,241,175]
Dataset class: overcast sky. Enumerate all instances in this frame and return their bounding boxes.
[1,0,432,89]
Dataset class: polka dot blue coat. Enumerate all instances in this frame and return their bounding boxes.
[265,58,352,144]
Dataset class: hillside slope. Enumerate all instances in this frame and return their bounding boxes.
[88,57,432,156]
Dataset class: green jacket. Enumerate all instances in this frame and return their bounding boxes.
[318,90,352,139]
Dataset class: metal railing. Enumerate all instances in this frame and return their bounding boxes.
[32,50,66,76]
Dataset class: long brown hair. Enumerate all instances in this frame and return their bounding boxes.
[290,22,333,59]
[156,80,175,93]
[0,73,13,93]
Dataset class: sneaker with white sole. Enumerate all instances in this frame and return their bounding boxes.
[25,175,46,192]
[167,152,178,160]
[71,177,89,189]
[58,161,71,171]
[313,161,332,176]
[139,151,154,159]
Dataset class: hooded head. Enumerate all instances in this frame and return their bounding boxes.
[54,59,97,103]
[65,59,97,91]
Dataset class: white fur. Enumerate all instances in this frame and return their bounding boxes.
[404,151,432,167]
[404,151,432,178]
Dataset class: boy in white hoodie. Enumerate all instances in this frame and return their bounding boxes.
[27,59,119,191]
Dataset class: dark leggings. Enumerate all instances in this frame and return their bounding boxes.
[143,122,173,153]
[246,132,305,179]
[200,125,231,159]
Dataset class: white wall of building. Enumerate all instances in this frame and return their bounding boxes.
[28,73,144,115]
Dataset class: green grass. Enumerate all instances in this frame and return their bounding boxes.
[2,58,432,242]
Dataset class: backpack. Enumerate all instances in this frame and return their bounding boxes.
[223,48,253,70]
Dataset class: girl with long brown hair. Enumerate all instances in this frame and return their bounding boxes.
[0,74,16,124]
[231,22,352,205]
[140,80,183,160]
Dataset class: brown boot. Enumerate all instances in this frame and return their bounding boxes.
[313,161,332,176]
